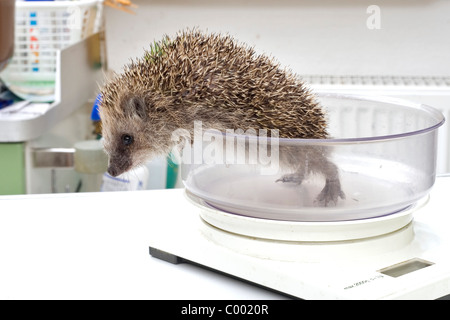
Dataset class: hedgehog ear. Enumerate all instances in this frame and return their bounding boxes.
[128,96,148,120]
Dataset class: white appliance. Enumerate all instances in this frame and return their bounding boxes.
[148,92,450,300]
[149,176,450,300]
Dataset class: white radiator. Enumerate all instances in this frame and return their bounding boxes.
[306,75,450,173]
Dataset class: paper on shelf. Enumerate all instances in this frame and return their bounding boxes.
[0,101,51,121]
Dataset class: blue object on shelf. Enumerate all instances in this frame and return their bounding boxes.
[0,99,14,110]
[91,93,102,121]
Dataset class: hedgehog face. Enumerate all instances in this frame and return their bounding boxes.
[100,91,176,177]
[102,130,133,177]
[101,99,148,177]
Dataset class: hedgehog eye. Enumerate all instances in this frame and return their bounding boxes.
[121,134,134,146]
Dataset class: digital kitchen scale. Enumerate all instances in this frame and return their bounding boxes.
[148,176,450,300]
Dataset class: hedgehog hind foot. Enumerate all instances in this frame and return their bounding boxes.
[315,178,346,207]
[276,173,345,206]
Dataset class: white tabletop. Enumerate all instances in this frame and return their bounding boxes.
[0,189,286,300]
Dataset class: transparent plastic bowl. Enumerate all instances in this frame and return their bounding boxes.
[181,93,445,222]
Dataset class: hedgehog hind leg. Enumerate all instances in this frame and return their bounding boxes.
[275,162,345,206]
[314,159,346,206]
[276,145,345,207]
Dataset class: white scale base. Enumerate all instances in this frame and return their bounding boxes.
[148,177,450,300]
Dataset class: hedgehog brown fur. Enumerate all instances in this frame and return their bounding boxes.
[99,29,345,205]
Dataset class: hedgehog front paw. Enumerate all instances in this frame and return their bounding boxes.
[316,178,346,206]
[276,173,304,185]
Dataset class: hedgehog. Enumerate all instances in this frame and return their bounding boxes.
[99,29,345,205]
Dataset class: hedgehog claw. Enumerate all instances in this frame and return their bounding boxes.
[276,173,304,185]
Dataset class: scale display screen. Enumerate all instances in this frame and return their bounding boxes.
[378,258,434,278]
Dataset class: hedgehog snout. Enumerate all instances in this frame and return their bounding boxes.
[107,165,120,177]
[107,155,132,177]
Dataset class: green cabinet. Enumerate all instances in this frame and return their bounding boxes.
[0,143,25,195]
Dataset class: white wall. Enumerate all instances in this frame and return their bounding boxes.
[103,0,450,78]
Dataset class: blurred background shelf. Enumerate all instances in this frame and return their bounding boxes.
[0,32,106,194]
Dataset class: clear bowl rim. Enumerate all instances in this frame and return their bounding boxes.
[212,93,445,145]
